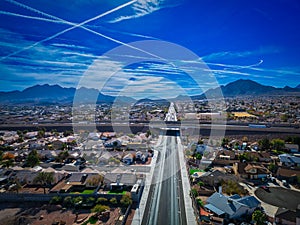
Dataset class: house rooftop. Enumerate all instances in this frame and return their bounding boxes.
[205,192,260,218]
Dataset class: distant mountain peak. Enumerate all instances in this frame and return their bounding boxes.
[0,79,299,105]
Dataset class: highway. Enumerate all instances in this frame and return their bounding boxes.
[141,102,196,225]
[142,135,187,225]
[1,122,299,136]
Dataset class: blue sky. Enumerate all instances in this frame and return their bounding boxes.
[0,0,300,98]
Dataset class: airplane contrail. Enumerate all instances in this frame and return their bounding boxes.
[0,8,158,41]
[0,10,64,24]
[2,0,168,63]
[206,59,264,70]
[0,0,138,61]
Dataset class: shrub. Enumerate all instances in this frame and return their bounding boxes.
[96,197,108,204]
[50,196,62,205]
[120,193,132,207]
[91,204,110,214]
[110,197,118,205]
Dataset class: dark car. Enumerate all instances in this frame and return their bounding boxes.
[261,186,269,191]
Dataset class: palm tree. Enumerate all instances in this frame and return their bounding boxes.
[33,172,54,194]
[10,179,22,194]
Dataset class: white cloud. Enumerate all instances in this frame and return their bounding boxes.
[108,0,181,23]
[202,47,280,61]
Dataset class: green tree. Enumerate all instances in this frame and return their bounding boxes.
[234,142,240,150]
[198,181,204,187]
[1,159,14,168]
[120,193,132,207]
[38,129,45,138]
[271,139,285,151]
[91,204,110,214]
[238,152,250,162]
[280,114,289,122]
[252,210,267,225]
[196,198,204,207]
[110,197,118,205]
[97,197,108,204]
[268,163,277,173]
[259,138,271,150]
[73,196,83,207]
[63,196,73,208]
[191,188,198,197]
[50,196,62,205]
[63,130,73,137]
[146,130,151,138]
[26,149,40,167]
[10,179,22,194]
[33,172,54,194]
[86,197,95,204]
[56,150,69,162]
[194,153,202,160]
[221,138,229,147]
[61,143,68,150]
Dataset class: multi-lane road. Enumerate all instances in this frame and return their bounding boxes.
[140,102,197,225]
[1,122,299,136]
[141,135,188,225]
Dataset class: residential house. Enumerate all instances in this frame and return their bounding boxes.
[123,153,134,165]
[234,162,271,179]
[104,173,137,191]
[275,206,300,225]
[50,140,65,150]
[196,144,208,154]
[98,151,113,165]
[102,132,116,139]
[24,131,38,139]
[278,154,300,167]
[285,144,299,153]
[126,143,147,150]
[136,151,143,159]
[104,140,121,148]
[247,152,271,163]
[51,172,99,193]
[198,170,238,187]
[13,170,38,185]
[87,132,100,141]
[216,150,236,160]
[136,151,148,163]
[205,191,261,219]
[276,167,300,183]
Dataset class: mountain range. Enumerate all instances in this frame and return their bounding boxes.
[0,79,299,105]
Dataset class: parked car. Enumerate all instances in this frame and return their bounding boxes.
[282,180,289,187]
[261,186,269,191]
[270,177,277,184]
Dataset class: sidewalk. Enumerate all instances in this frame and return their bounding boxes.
[131,136,161,225]
[177,137,198,225]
